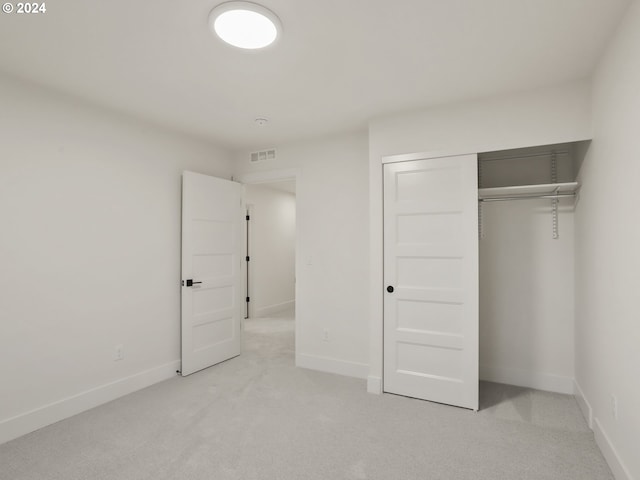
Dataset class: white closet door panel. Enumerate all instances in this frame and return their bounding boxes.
[384,155,478,410]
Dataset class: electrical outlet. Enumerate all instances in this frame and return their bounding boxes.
[611,394,618,420]
[114,344,124,361]
[322,330,329,342]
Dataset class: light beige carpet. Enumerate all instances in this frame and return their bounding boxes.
[0,311,613,479]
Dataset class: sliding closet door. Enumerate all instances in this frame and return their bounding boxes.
[383,154,478,410]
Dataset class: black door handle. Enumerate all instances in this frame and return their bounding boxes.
[387,286,394,293]
[185,279,202,287]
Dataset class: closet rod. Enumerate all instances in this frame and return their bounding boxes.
[479,193,575,203]
[479,150,569,163]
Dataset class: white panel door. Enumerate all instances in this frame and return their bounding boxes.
[383,154,479,410]
[181,171,243,376]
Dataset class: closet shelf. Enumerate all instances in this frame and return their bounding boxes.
[478,182,579,200]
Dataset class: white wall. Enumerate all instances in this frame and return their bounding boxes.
[235,132,370,379]
[0,75,232,444]
[245,184,296,317]
[368,81,592,393]
[479,151,576,394]
[575,2,640,479]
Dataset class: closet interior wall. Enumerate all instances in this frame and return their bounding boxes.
[478,143,580,394]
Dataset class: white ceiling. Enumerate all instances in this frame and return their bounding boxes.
[0,0,631,151]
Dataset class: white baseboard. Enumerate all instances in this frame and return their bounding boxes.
[367,375,382,394]
[594,418,633,480]
[0,360,180,445]
[573,379,593,429]
[480,365,574,394]
[296,353,368,379]
[254,300,295,317]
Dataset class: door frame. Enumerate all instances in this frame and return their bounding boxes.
[368,149,477,395]
[237,168,300,352]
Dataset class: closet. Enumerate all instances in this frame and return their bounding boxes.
[478,142,586,396]
[382,142,588,410]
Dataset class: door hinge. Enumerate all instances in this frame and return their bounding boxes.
[246,297,250,303]
[246,215,250,221]
[246,256,250,262]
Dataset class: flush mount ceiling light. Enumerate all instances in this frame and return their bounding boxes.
[209,2,281,50]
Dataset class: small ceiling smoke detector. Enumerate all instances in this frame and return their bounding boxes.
[255,117,269,126]
[209,2,282,50]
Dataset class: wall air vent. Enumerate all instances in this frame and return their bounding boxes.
[250,149,276,162]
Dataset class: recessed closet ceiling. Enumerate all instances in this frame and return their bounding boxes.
[0,0,631,150]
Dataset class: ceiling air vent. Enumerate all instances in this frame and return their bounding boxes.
[250,149,276,162]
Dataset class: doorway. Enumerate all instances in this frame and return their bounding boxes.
[181,170,299,376]
[244,179,296,320]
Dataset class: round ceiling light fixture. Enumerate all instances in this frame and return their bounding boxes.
[209,2,281,50]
